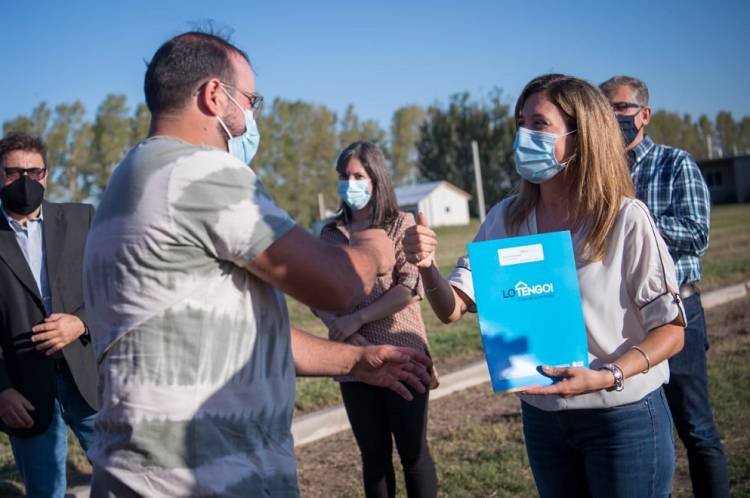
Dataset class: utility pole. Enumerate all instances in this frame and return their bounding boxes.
[471,140,486,223]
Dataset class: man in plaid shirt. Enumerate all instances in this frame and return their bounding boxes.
[601,75,729,498]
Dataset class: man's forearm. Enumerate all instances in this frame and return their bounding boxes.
[292,326,434,400]
[291,326,360,377]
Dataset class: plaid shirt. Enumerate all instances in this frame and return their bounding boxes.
[629,136,711,286]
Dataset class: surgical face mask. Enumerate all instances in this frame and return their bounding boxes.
[617,113,641,148]
[338,179,372,211]
[0,176,45,215]
[513,127,577,184]
[217,90,261,165]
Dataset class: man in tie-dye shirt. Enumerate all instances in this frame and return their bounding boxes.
[83,31,431,497]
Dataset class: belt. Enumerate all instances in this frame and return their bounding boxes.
[679,283,700,300]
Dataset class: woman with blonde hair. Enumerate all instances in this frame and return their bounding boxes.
[404,74,685,498]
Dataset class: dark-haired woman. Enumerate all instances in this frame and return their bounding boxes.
[314,141,438,498]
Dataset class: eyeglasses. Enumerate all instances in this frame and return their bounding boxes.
[610,102,643,113]
[2,167,47,181]
[220,82,264,117]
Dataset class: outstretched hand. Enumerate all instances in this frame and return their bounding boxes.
[403,213,438,268]
[350,345,433,400]
[519,366,613,398]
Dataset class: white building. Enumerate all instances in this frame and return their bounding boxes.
[395,181,472,227]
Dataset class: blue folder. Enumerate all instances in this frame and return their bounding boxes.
[467,230,588,393]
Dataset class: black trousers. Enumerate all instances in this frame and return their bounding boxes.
[340,382,437,498]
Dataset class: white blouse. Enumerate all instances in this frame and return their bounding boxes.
[448,196,685,410]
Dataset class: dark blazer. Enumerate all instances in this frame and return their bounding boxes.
[0,200,99,437]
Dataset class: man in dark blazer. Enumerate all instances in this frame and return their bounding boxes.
[0,132,99,497]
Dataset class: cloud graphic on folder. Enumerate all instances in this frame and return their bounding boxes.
[477,319,504,337]
[497,354,540,379]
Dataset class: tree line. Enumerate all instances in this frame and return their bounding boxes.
[4,93,749,227]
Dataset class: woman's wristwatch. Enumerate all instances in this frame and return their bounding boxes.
[599,363,624,392]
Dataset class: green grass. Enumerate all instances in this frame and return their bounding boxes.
[378,414,537,498]
[701,204,750,291]
[433,421,535,497]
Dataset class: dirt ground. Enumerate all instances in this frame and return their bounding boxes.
[296,380,524,497]
[296,296,750,497]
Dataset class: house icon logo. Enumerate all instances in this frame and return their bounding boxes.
[514,281,530,293]
[502,280,555,299]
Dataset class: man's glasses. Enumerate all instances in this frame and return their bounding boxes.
[221,82,264,117]
[610,102,643,113]
[2,167,47,181]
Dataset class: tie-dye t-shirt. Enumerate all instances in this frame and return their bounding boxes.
[83,137,298,496]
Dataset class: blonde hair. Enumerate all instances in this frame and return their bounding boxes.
[506,74,634,262]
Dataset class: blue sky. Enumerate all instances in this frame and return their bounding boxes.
[3,0,749,130]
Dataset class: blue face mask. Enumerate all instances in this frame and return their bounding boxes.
[338,179,372,211]
[217,90,261,165]
[513,127,577,184]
